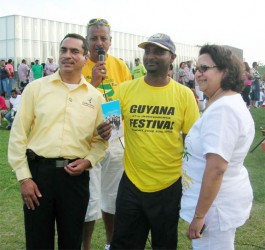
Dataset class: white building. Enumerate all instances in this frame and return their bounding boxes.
[0,15,200,73]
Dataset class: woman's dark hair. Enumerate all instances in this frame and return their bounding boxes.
[179,62,185,68]
[199,45,244,93]
[60,33,89,55]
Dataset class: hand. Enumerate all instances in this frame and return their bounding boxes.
[64,159,91,176]
[97,121,112,140]
[20,179,42,210]
[187,217,205,240]
[91,62,107,88]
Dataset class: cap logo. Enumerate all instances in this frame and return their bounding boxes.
[150,33,163,39]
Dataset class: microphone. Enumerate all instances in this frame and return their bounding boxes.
[97,48,105,62]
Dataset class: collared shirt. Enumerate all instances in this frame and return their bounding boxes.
[6,63,14,78]
[184,66,194,82]
[18,63,30,82]
[44,62,59,75]
[8,70,108,181]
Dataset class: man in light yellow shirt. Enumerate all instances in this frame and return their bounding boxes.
[8,33,107,250]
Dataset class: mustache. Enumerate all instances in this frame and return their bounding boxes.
[61,60,74,64]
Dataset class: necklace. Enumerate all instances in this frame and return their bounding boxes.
[205,89,226,110]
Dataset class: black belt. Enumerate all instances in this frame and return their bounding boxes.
[26,149,79,168]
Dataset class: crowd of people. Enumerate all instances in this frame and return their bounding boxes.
[175,60,265,110]
[3,17,264,250]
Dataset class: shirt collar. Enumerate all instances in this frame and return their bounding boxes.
[50,70,89,89]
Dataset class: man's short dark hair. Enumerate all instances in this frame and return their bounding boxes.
[11,89,17,94]
[60,33,89,55]
[8,59,12,63]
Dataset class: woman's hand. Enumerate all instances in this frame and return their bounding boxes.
[187,217,205,240]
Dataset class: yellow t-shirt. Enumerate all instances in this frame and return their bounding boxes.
[82,54,132,100]
[114,77,200,192]
[132,64,147,79]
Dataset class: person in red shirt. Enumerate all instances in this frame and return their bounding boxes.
[0,95,8,127]
[6,59,14,98]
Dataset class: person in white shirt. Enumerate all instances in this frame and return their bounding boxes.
[184,60,195,88]
[44,56,58,76]
[180,44,255,250]
[4,89,22,129]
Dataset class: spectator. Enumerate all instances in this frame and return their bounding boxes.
[18,59,30,89]
[6,59,14,98]
[29,62,35,83]
[31,59,43,79]
[44,56,59,76]
[0,94,8,127]
[0,60,10,98]
[180,44,254,250]
[82,18,132,250]
[4,89,22,129]
[250,61,261,107]
[131,58,147,79]
[258,87,265,107]
[184,60,195,88]
[241,62,252,108]
[178,62,186,84]
[98,33,199,249]
[8,33,107,249]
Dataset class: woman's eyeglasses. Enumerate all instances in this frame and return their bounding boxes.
[195,65,217,73]
[87,18,110,26]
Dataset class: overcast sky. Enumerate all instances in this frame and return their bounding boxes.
[1,0,264,65]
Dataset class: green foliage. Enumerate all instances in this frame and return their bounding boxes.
[0,109,264,249]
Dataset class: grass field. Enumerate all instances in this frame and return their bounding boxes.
[0,108,264,250]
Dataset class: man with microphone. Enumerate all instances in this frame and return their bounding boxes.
[82,18,131,250]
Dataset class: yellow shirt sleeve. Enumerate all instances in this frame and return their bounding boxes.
[8,71,108,181]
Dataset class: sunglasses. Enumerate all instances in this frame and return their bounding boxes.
[87,18,110,26]
[195,65,217,73]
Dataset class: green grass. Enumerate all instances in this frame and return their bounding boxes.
[0,108,264,250]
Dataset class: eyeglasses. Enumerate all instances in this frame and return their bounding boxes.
[195,65,217,73]
[87,18,110,27]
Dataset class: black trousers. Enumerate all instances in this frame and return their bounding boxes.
[111,173,182,250]
[24,156,89,250]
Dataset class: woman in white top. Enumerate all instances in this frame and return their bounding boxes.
[180,44,255,250]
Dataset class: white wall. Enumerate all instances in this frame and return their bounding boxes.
[0,15,200,75]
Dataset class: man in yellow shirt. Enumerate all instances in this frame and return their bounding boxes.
[81,18,131,250]
[8,33,107,250]
[98,33,200,249]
